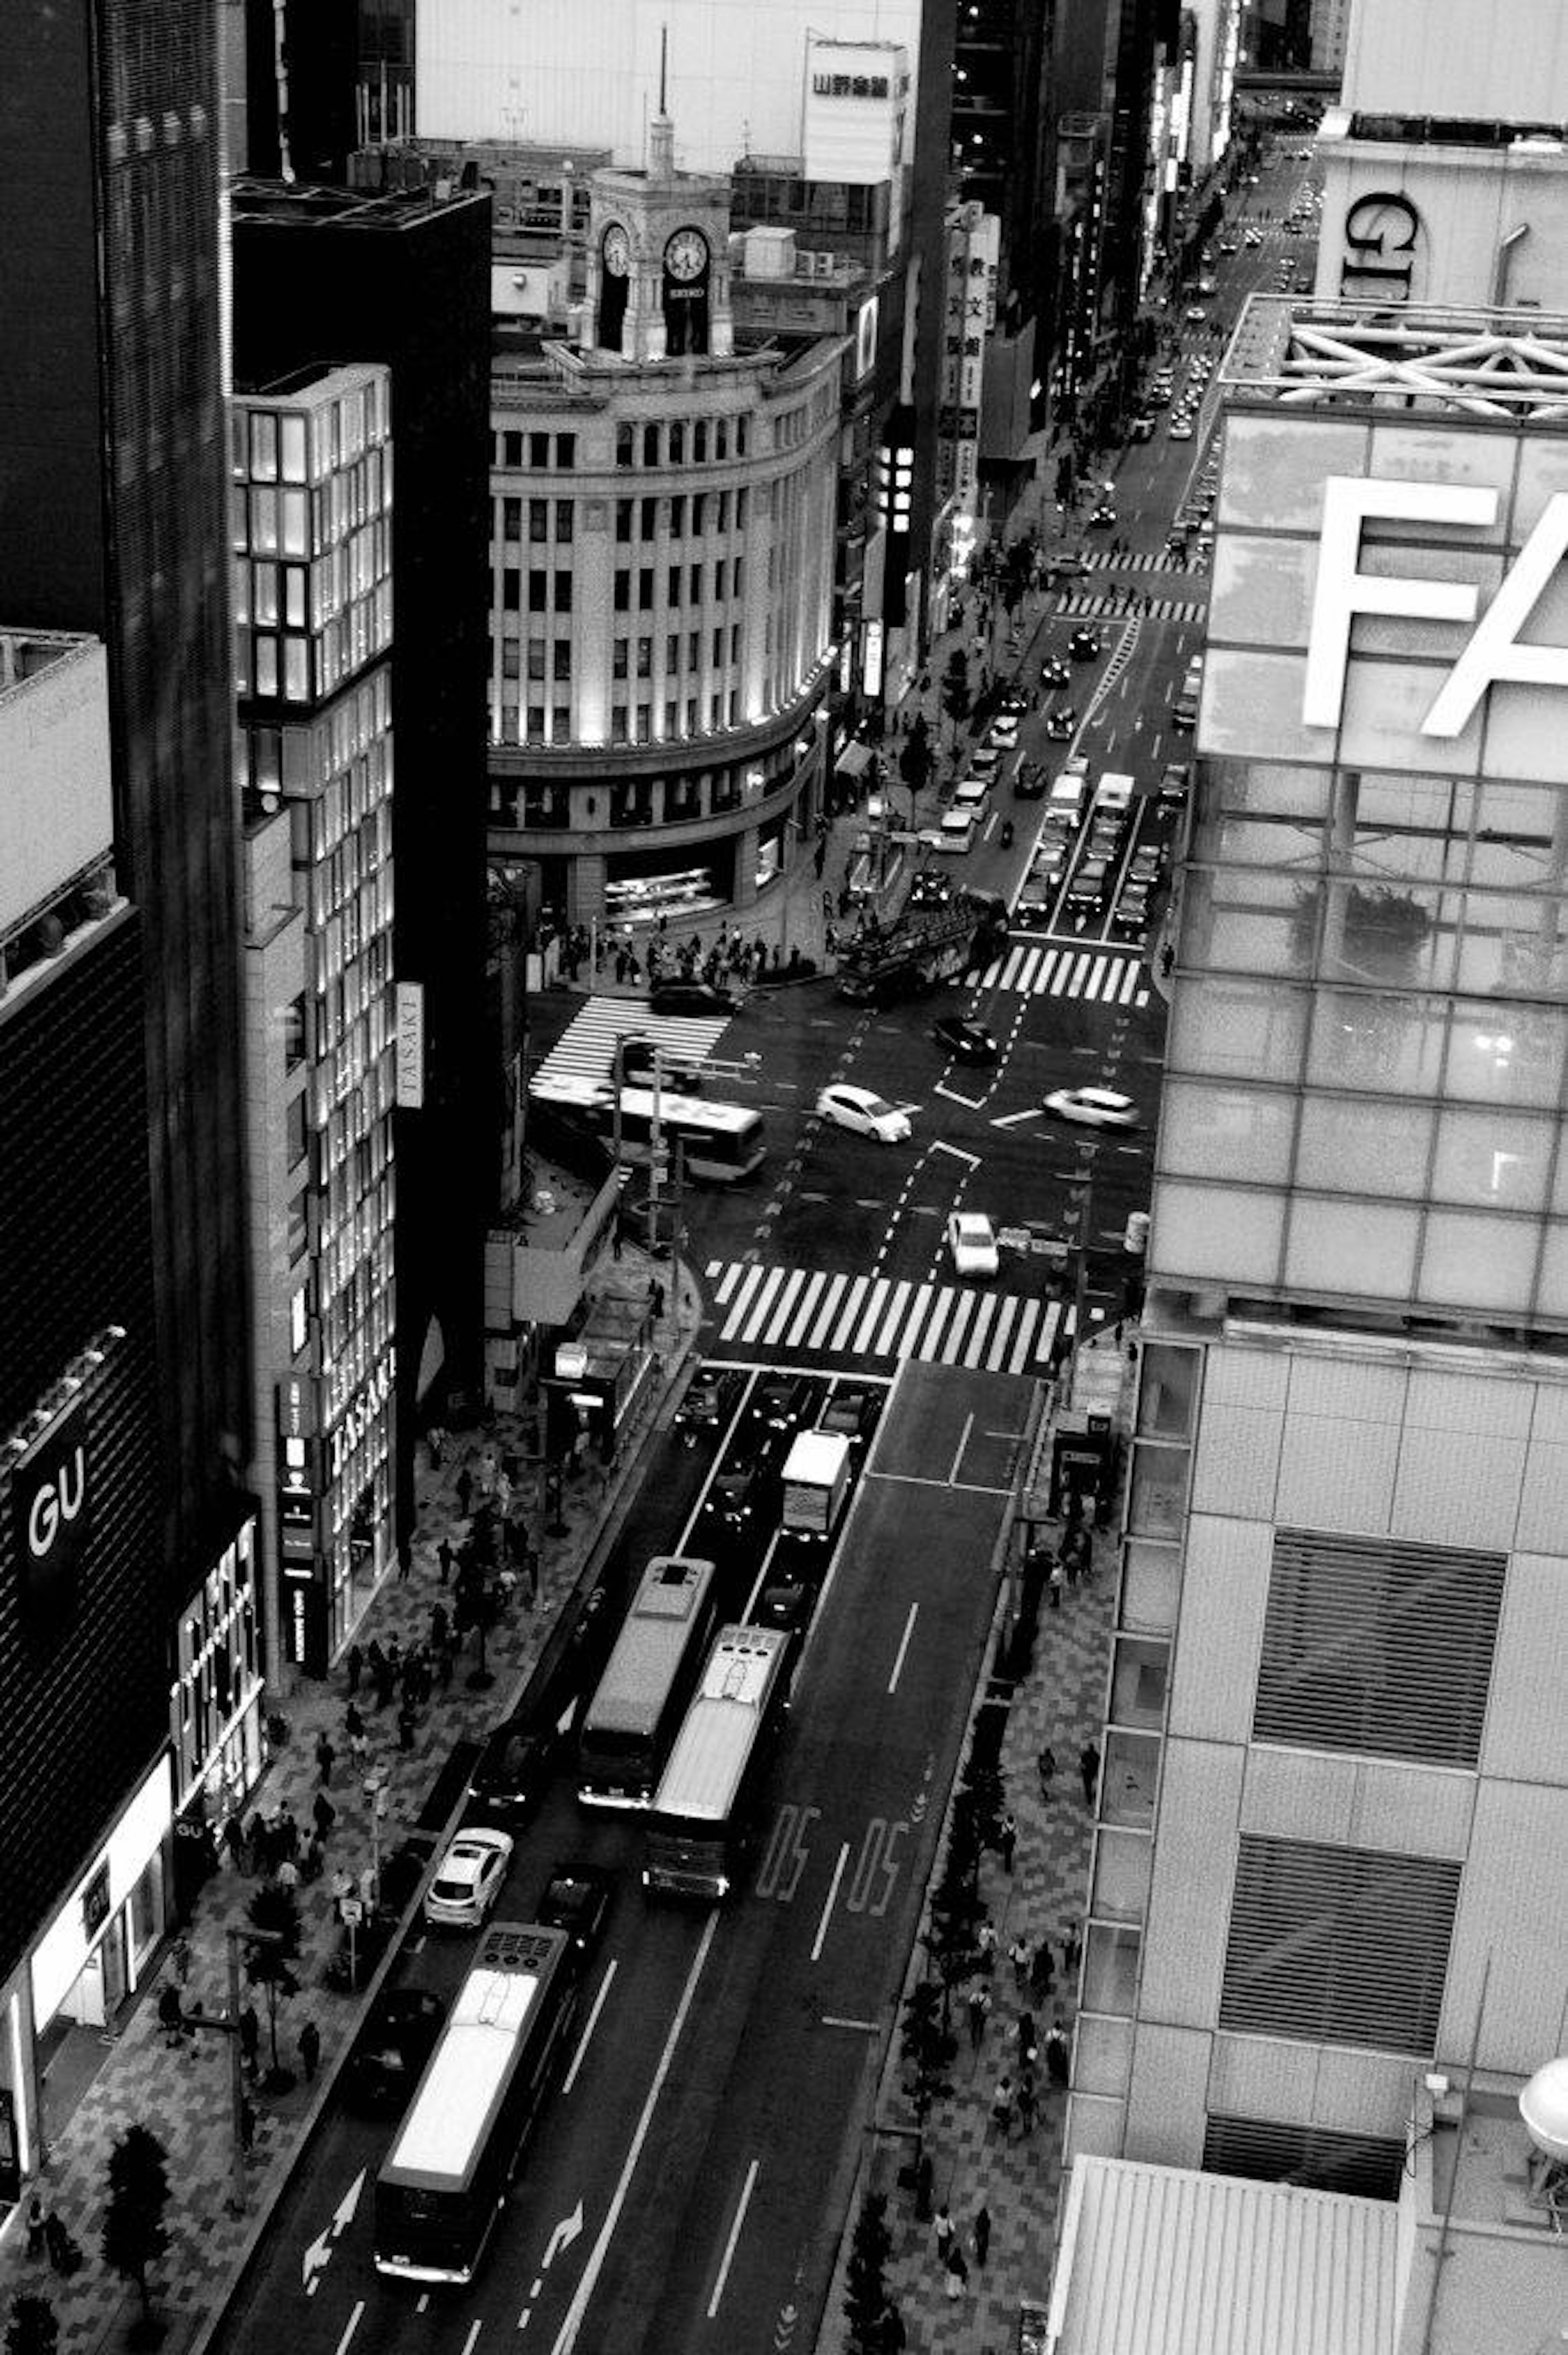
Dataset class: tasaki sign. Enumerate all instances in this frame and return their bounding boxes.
[1303,477,1568,736]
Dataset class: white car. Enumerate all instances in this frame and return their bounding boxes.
[987,716,1021,750]
[424,1827,514,1930]
[969,747,1001,779]
[953,773,991,808]
[1169,420,1194,441]
[816,1083,913,1144]
[930,807,976,854]
[1043,1086,1140,1131]
[947,1211,1000,1278]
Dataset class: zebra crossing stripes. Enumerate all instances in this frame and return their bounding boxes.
[1054,588,1207,625]
[976,942,1146,1006]
[705,1260,1072,1376]
[1079,547,1203,579]
[531,995,731,1088]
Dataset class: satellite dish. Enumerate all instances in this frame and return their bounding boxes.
[1520,2056,1568,2161]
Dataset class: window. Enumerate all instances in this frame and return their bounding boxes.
[283,994,307,1070]
[717,491,730,531]
[553,571,572,613]
[693,493,706,534]
[668,568,682,607]
[730,624,741,663]
[286,1192,309,1266]
[530,499,549,542]
[689,564,702,603]
[616,499,633,542]
[285,1091,309,1172]
[665,699,679,736]
[502,497,521,542]
[643,422,659,466]
[290,1283,309,1356]
[551,709,570,744]
[501,641,521,679]
[733,558,744,597]
[612,705,630,743]
[641,497,657,538]
[556,433,575,468]
[688,631,699,669]
[693,420,707,462]
[530,433,550,467]
[553,640,572,681]
[612,638,629,680]
[715,419,728,460]
[614,569,630,611]
[555,500,574,543]
[1254,1530,1504,1767]
[667,632,681,671]
[712,627,724,666]
[527,706,546,743]
[1203,2118,1405,2202]
[527,641,546,680]
[503,430,524,466]
[737,417,748,456]
[501,569,521,611]
[528,570,548,613]
[635,705,652,743]
[715,559,727,600]
[709,691,722,729]
[736,488,748,527]
[636,636,653,679]
[616,424,635,468]
[638,569,655,611]
[686,696,698,734]
[1221,1838,1461,2055]
[669,421,685,464]
[670,494,685,538]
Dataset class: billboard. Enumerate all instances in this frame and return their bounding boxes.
[803,39,909,187]
[11,1390,91,1656]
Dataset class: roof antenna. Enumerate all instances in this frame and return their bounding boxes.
[659,24,668,115]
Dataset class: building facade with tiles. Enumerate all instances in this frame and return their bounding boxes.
[1067,303,1568,2198]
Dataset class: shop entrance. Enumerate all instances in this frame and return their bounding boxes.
[34,1851,165,2155]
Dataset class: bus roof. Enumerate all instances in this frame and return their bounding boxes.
[781,1429,853,1485]
[652,1624,791,1825]
[382,1924,569,2189]
[528,1075,759,1133]
[585,1555,717,1737]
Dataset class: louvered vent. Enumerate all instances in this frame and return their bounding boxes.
[1220,1837,1459,2055]
[1254,1528,1504,1767]
[1203,2114,1405,2201]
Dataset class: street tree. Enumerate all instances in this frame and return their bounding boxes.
[898,718,934,801]
[842,2190,893,2355]
[102,2124,171,2343]
[244,1878,302,2087]
[4,2295,60,2355]
[940,651,971,747]
[900,1976,955,2144]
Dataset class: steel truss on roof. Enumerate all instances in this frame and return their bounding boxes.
[1222,295,1568,420]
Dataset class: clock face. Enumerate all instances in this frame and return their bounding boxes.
[664,228,709,283]
[602,225,630,278]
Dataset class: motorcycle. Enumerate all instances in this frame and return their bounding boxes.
[1000,818,1015,850]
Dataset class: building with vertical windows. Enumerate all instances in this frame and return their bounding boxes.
[1067,299,1568,2199]
[235,366,398,1679]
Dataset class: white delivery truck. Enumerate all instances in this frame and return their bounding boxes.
[780,1430,855,1541]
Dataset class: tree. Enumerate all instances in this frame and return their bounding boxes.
[898,714,934,802]
[940,650,971,747]
[900,1976,955,2139]
[960,1722,1006,1861]
[923,1820,984,2026]
[842,2190,893,2355]
[4,2296,60,2355]
[244,1879,302,2087]
[102,2125,170,2341]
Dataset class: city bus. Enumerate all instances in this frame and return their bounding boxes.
[527,1072,766,1183]
[577,1554,721,1809]
[643,1624,794,1899]
[373,1922,577,2285]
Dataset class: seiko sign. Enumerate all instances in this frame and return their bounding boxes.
[1304,477,1568,736]
[12,1390,91,1651]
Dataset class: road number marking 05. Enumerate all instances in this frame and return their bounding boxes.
[757,1804,821,1902]
[845,1819,908,1918]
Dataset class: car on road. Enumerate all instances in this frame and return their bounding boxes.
[1068,629,1102,661]
[907,868,956,907]
[1043,707,1078,740]
[1128,415,1156,442]
[947,1211,1000,1278]
[953,773,991,808]
[649,980,738,1017]
[819,1381,880,1449]
[1087,817,1123,865]
[930,807,977,854]
[1012,761,1045,799]
[344,1988,447,2114]
[968,746,1001,780]
[933,1014,998,1066]
[1183,304,1208,323]
[1218,236,1239,255]
[424,1827,514,1930]
[1196,276,1218,296]
[1158,762,1191,807]
[999,687,1029,716]
[749,1371,815,1430]
[1128,843,1166,888]
[676,1367,728,1436]
[1113,883,1152,937]
[468,1717,559,1822]
[706,1461,769,1528]
[1087,503,1116,529]
[1043,1086,1140,1130]
[1169,419,1194,440]
[1048,551,1089,579]
[620,1035,702,1088]
[1245,226,1263,246]
[536,1864,615,1967]
[1040,656,1070,690]
[987,715,1020,750]
[815,1082,913,1144]
[1064,857,1111,927]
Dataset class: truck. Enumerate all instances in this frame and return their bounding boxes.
[835,890,1007,1004]
[779,1430,855,1541]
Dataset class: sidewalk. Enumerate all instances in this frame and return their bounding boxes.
[0,1245,703,2355]
[818,1328,1134,2354]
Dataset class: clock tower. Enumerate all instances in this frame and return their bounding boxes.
[586,109,733,362]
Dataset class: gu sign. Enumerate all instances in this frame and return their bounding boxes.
[12,1390,90,1653]
[1303,478,1568,736]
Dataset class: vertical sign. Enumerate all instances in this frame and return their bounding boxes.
[394,981,425,1109]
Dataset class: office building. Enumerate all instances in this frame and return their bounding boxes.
[235,366,398,1679]
[231,180,493,1494]
[1068,298,1568,2194]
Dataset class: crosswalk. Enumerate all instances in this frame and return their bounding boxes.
[531,996,733,1088]
[1054,588,1207,625]
[973,941,1148,1006]
[1079,547,1203,578]
[704,1260,1073,1376]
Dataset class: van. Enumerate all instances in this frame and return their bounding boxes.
[780,1430,854,1542]
[1092,772,1134,824]
[1047,773,1087,829]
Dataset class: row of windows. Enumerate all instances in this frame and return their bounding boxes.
[612,560,744,611]
[496,429,578,470]
[501,569,574,614]
[235,382,388,487]
[615,488,748,541]
[610,628,742,677]
[490,769,756,830]
[615,414,749,468]
[498,497,576,545]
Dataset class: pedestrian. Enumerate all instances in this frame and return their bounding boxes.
[276,1853,300,1891]
[972,2203,991,2267]
[944,2241,969,2300]
[312,1789,336,1842]
[359,1863,377,1909]
[396,1536,412,1581]
[1017,2009,1038,2072]
[933,2201,954,2263]
[990,2072,1014,2134]
[302,1831,326,1883]
[456,1467,473,1517]
[1062,1920,1083,1976]
[158,1980,185,2048]
[173,1930,191,1986]
[223,1813,246,1872]
[975,1916,997,1974]
[316,1731,335,1785]
[1049,1557,1065,1610]
[879,2301,907,2352]
[345,1642,363,1695]
[1018,2070,1038,2135]
[431,1601,449,1652]
[1009,1933,1032,1992]
[239,2002,260,2080]
[428,1423,445,1469]
[1037,1744,1056,1801]
[997,1811,1016,1872]
[298,2018,321,2083]
[1080,1740,1100,1806]
[43,2209,71,2274]
[650,1277,666,1321]
[437,1536,454,1586]
[435,1639,454,1689]
[240,2097,256,2153]
[967,1980,991,2048]
[1045,2018,1070,2090]
[1032,1938,1056,2001]
[280,1806,300,1860]
[397,1699,416,1751]
[25,2193,45,2261]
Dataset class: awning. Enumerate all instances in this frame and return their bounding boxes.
[836,742,874,780]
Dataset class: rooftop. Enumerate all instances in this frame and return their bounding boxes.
[1221,295,1568,420]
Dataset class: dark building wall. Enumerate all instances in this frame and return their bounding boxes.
[0,0,252,1599]
[0,920,165,1986]
[231,187,495,1500]
[908,0,959,634]
[244,0,360,182]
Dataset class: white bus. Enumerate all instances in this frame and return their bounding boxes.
[374,1923,577,2285]
[643,1624,794,1900]
[528,1072,766,1183]
[577,1554,722,1808]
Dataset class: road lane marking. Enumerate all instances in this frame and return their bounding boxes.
[934,1084,986,1108]
[811,1843,851,1963]
[929,1140,980,1167]
[333,2305,363,2354]
[707,2159,760,2319]
[461,2323,483,2355]
[822,2016,881,2032]
[948,1412,974,1485]
[990,1107,1040,1128]
[887,1603,919,1695]
[551,1916,721,2355]
[562,1959,617,2093]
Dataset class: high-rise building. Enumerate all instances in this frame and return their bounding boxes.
[1067,298,1568,2195]
[1,0,254,1612]
[231,181,494,1513]
[234,365,399,1677]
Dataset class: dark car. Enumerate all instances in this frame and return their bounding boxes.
[1043,707,1078,740]
[1040,656,1070,690]
[933,1015,999,1066]
[676,1367,728,1435]
[343,1987,447,2114]
[1128,415,1156,442]
[818,1381,880,1445]
[998,688,1029,716]
[908,868,956,907]
[1158,760,1191,806]
[757,1572,813,1632]
[1013,762,1045,800]
[1087,503,1116,529]
[1128,843,1166,889]
[536,1864,614,1967]
[620,1035,702,1087]
[706,1461,769,1527]
[468,1718,559,1822]
[1113,883,1152,937]
[648,981,738,1017]
[748,1371,814,1430]
[1065,857,1111,926]
[1068,629,1102,661]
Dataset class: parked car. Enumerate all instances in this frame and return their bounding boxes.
[933,1015,998,1066]
[969,745,1002,779]
[815,1082,913,1144]
[1068,629,1102,661]
[953,773,991,808]
[468,1718,559,1822]
[947,1211,1000,1278]
[343,1988,447,2114]
[999,687,1029,716]
[536,1864,614,1967]
[1043,1086,1140,1130]
[424,1828,514,1931]
[649,980,738,1017]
